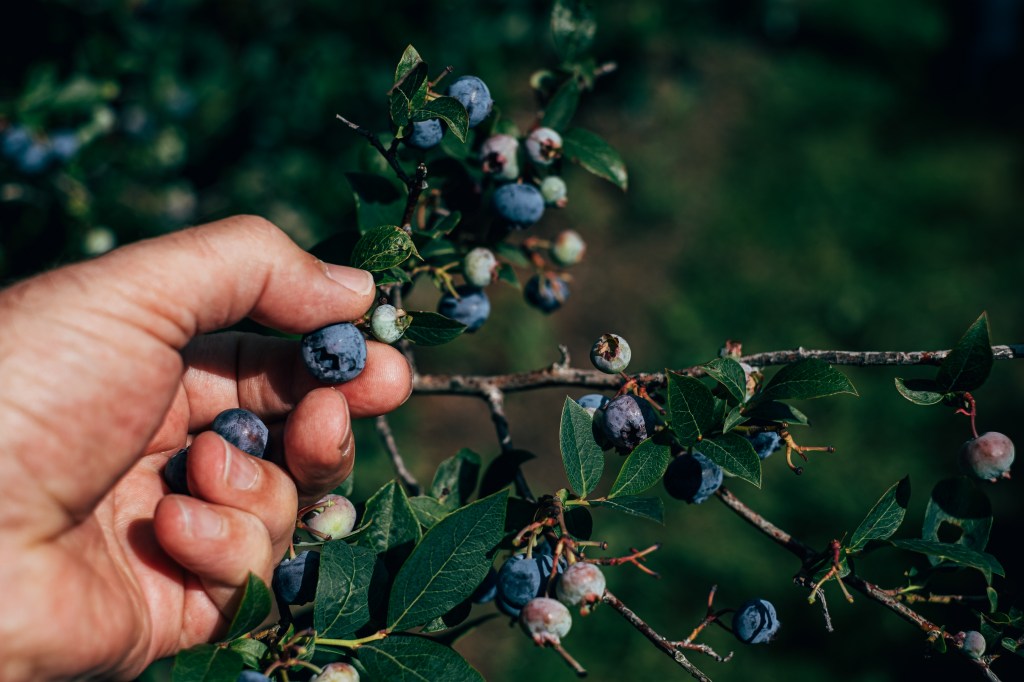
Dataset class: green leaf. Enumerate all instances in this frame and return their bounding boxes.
[496,262,520,289]
[494,242,530,267]
[418,237,458,261]
[723,405,747,433]
[667,374,716,447]
[226,639,266,671]
[409,495,450,529]
[757,359,859,403]
[395,62,428,108]
[387,490,508,630]
[703,357,748,404]
[172,645,243,682]
[543,78,580,131]
[351,225,419,272]
[375,268,412,287]
[389,89,412,127]
[742,400,810,426]
[894,377,945,406]
[848,476,911,553]
[345,173,405,235]
[403,311,467,346]
[314,541,377,638]
[922,477,992,564]
[223,573,271,641]
[559,397,605,497]
[358,635,483,682]
[699,433,761,487]
[590,495,663,523]
[431,448,481,510]
[609,438,671,498]
[936,312,993,392]
[551,0,597,62]
[416,210,462,239]
[394,45,429,107]
[356,480,422,555]
[562,128,628,190]
[413,96,470,143]
[892,538,1005,583]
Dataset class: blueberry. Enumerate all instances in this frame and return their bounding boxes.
[438,285,490,332]
[312,662,360,682]
[551,229,585,265]
[17,141,53,174]
[496,554,544,614]
[211,408,268,458]
[555,562,606,615]
[525,127,563,166]
[471,567,499,604]
[540,176,568,207]
[49,129,80,161]
[596,394,658,451]
[524,274,569,313]
[370,304,409,344]
[590,333,630,374]
[303,493,357,539]
[959,431,1015,482]
[301,322,367,384]
[2,125,32,159]
[663,451,724,504]
[575,393,609,417]
[747,431,782,460]
[493,183,545,228]
[480,134,520,181]
[405,119,444,150]
[272,551,321,605]
[447,75,493,128]
[237,672,271,682]
[163,447,190,495]
[520,597,572,646]
[733,598,780,644]
[463,247,498,288]
[961,630,986,659]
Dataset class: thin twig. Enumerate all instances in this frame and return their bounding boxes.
[335,114,412,184]
[602,590,712,682]
[401,162,428,229]
[714,487,815,563]
[481,384,534,501]
[375,415,421,496]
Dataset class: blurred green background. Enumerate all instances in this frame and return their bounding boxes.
[3,1,1023,680]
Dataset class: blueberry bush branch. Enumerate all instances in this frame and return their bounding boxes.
[374,415,421,496]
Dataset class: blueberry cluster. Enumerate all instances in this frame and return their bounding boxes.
[2,125,80,174]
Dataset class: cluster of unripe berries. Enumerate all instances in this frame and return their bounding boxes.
[237,661,359,682]
[1,124,80,174]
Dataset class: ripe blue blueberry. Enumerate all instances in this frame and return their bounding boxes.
[211,408,268,458]
[480,134,520,181]
[590,333,630,374]
[733,598,780,644]
[237,672,271,682]
[663,451,724,504]
[471,567,499,604]
[49,129,80,161]
[438,285,490,332]
[524,274,569,313]
[18,141,54,174]
[747,431,782,460]
[555,562,606,615]
[540,176,568,207]
[551,229,585,265]
[312,662,360,682]
[960,630,986,659]
[575,393,610,416]
[463,247,498,287]
[301,322,367,384]
[303,494,357,539]
[525,127,563,166]
[959,431,1015,482]
[496,554,544,617]
[493,183,545,228]
[370,304,409,344]
[163,448,190,495]
[447,75,493,127]
[405,119,444,149]
[596,394,658,451]
[520,597,572,646]
[272,551,321,605]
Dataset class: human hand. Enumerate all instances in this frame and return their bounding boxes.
[0,216,412,680]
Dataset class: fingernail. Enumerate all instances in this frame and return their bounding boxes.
[178,499,224,540]
[223,442,260,491]
[322,262,374,296]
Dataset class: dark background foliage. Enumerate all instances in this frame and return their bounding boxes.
[3,1,1023,680]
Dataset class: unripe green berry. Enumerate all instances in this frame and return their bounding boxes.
[303,494,357,539]
[961,630,986,659]
[540,176,568,207]
[591,333,631,374]
[551,229,585,266]
[463,247,498,287]
[520,597,572,646]
[370,304,410,344]
[312,662,360,682]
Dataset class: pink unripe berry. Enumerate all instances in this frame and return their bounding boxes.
[520,597,572,646]
[480,134,520,181]
[555,562,606,614]
[312,662,360,682]
[525,127,563,166]
[959,432,1015,482]
[304,494,357,539]
[551,229,585,266]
